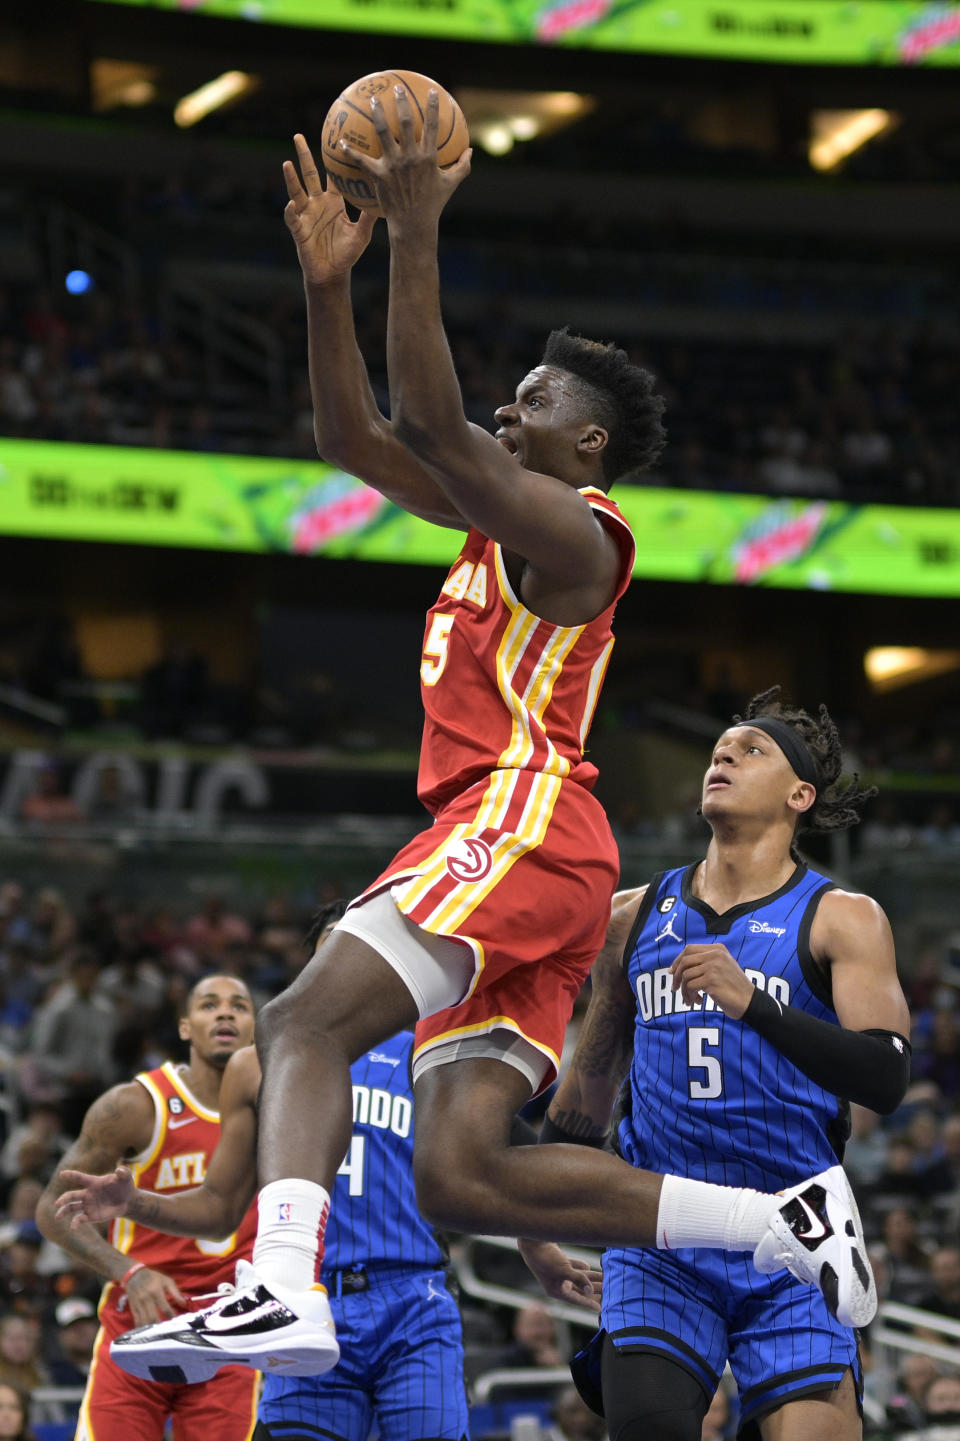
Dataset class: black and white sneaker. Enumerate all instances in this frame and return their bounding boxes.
[110,1260,340,1383]
[753,1164,877,1328]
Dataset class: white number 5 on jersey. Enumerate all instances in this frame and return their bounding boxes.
[687,1026,724,1099]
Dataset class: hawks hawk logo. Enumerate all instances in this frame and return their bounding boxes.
[445,838,493,884]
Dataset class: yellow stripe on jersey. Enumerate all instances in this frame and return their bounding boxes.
[493,546,585,777]
[77,1323,110,1441]
[425,771,562,934]
[496,608,540,769]
[391,820,474,915]
[579,638,614,748]
[396,770,519,916]
[522,622,583,777]
[130,1073,168,1181]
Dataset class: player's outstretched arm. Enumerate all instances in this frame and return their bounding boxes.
[37,1082,188,1325]
[345,89,620,615]
[284,133,465,529]
[544,887,645,1142]
[56,1048,260,1242]
[518,889,643,1304]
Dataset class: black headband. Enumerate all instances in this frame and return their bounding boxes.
[734,717,819,787]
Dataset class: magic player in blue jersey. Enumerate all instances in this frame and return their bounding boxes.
[533,688,911,1441]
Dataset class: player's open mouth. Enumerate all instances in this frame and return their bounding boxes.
[214,1027,238,1040]
[495,432,519,456]
[705,770,732,790]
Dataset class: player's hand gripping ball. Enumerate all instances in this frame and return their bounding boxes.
[321,70,469,212]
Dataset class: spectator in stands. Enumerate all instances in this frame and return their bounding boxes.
[183,893,252,964]
[0,1383,38,1441]
[46,1297,96,1393]
[491,1302,568,1402]
[916,1245,960,1322]
[875,1206,933,1306]
[884,1354,941,1434]
[26,889,75,966]
[21,949,115,1132]
[0,1316,49,1397]
[915,1011,960,1100]
[0,1225,53,1316]
[846,1103,890,1198]
[908,1109,954,1198]
[543,1385,606,1441]
[0,1104,70,1189]
[18,765,83,827]
[920,1374,960,1438]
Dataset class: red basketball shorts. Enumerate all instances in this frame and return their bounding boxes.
[359,767,620,1092]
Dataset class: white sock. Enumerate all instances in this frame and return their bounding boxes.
[252,1179,331,1292]
[656,1174,778,1252]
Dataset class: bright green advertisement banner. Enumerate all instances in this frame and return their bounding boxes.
[88,0,960,65]
[1,436,959,595]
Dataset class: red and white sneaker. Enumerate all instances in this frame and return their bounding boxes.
[753,1165,877,1328]
[110,1260,340,1382]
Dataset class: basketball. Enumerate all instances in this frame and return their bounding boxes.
[321,70,469,212]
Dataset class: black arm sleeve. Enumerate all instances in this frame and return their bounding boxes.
[742,987,911,1115]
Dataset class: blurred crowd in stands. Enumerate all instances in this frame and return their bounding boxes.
[1,259,958,507]
[0,873,955,1436]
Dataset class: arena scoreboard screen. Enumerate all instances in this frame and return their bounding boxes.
[84,0,960,65]
[2,437,960,597]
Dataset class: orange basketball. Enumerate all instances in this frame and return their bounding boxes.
[321,69,469,212]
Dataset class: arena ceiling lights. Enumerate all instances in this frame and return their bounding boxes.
[809,108,898,171]
[456,89,595,156]
[864,647,960,692]
[173,71,260,128]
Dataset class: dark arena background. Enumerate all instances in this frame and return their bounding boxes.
[1,1,959,1436]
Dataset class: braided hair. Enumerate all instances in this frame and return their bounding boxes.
[737,686,877,847]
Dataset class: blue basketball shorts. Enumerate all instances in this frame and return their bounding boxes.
[598,1245,861,1431]
[258,1266,468,1441]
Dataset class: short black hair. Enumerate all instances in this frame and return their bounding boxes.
[737,686,877,853]
[303,897,348,955]
[541,327,666,484]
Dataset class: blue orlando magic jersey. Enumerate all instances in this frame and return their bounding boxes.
[324,1030,444,1274]
[617,861,848,1194]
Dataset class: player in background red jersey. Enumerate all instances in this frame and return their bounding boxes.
[36,975,258,1441]
[108,94,877,1387]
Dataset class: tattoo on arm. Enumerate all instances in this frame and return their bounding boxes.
[548,1107,608,1143]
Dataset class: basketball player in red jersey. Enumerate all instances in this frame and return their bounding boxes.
[36,975,259,1440]
[111,92,874,1385]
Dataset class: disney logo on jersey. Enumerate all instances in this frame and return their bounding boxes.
[445,837,493,884]
[748,920,787,937]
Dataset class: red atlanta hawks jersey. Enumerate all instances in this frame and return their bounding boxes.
[417,489,635,815]
[107,1061,256,1299]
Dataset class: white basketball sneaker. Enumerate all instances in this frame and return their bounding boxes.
[753,1164,876,1328]
[110,1260,340,1382]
